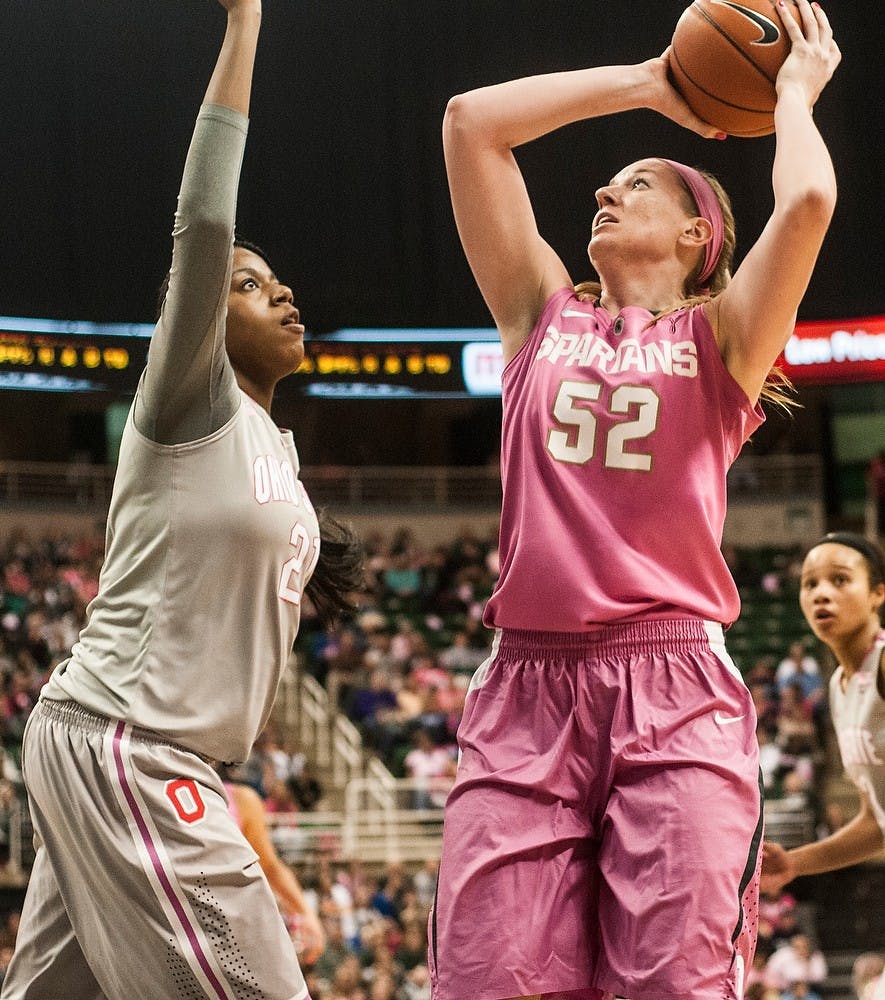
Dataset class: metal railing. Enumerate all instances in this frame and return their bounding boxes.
[0,454,825,512]
[268,774,453,865]
[267,776,815,865]
[0,461,115,509]
[0,460,504,512]
[726,453,823,499]
[340,775,451,864]
[331,715,367,788]
[266,808,347,863]
[763,798,816,848]
[291,667,394,789]
[301,466,502,509]
[294,672,333,772]
[271,669,446,864]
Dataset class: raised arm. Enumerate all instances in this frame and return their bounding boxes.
[442,56,719,361]
[708,0,840,404]
[134,0,261,445]
[203,0,261,116]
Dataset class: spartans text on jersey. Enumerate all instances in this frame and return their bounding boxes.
[537,327,698,378]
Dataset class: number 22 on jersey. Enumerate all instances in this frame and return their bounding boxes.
[278,521,321,605]
[546,379,661,471]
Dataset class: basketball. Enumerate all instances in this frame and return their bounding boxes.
[669,0,802,137]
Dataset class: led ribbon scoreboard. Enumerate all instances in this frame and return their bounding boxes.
[1,314,884,396]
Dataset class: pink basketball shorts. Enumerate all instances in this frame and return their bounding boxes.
[430,619,762,1000]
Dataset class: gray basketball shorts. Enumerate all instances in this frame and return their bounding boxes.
[2,699,309,1000]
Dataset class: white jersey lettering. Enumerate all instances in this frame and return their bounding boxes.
[537,327,697,378]
[546,380,660,471]
[253,454,300,506]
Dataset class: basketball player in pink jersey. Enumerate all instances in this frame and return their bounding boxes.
[2,1,360,997]
[432,2,840,999]
[762,533,885,1000]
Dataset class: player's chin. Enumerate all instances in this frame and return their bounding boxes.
[808,617,838,641]
[286,342,306,374]
[268,340,304,378]
[587,230,615,260]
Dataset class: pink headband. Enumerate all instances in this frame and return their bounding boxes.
[659,159,724,288]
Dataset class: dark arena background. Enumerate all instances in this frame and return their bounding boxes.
[0,1,883,997]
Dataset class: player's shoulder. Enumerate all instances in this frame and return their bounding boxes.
[230,781,264,813]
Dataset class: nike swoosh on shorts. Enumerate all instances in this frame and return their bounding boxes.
[714,711,746,725]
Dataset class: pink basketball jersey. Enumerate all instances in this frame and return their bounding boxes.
[483,287,764,631]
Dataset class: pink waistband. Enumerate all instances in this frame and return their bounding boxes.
[497,618,721,658]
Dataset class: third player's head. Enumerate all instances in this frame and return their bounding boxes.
[588,158,735,300]
[799,532,885,645]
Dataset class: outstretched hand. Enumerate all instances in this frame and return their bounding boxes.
[641,49,724,139]
[775,0,840,107]
[759,840,797,895]
[296,907,326,966]
[217,0,261,14]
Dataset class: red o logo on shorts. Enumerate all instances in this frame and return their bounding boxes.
[165,779,206,825]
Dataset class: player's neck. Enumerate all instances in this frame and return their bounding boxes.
[235,372,274,414]
[597,268,685,316]
[833,617,882,679]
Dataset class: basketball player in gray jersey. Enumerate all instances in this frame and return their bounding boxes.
[762,532,885,1000]
[2,1,361,997]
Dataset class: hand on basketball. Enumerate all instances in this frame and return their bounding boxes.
[775,0,840,107]
[643,49,725,139]
[759,839,797,895]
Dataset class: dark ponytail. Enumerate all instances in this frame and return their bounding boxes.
[305,510,365,626]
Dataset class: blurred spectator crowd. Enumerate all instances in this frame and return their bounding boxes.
[745,891,884,1000]
[0,524,848,998]
[297,524,501,787]
[0,527,106,869]
[297,856,440,1000]
[748,639,828,810]
[1,526,833,842]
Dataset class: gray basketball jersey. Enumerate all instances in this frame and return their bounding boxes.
[43,396,318,762]
[829,631,885,837]
[41,104,320,763]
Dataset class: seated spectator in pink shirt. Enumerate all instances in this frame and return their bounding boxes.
[404,728,454,809]
[764,934,827,992]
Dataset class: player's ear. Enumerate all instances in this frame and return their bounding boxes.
[681,216,713,249]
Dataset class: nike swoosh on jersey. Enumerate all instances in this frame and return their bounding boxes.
[714,711,747,725]
[561,308,592,318]
[712,0,781,44]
